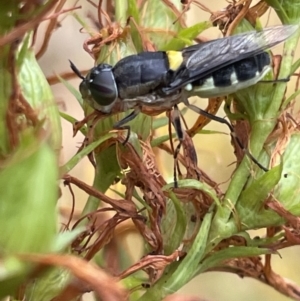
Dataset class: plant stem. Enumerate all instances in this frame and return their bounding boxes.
[114,0,128,23]
[208,31,299,243]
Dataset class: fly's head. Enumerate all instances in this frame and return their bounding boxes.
[70,61,118,112]
[84,64,118,106]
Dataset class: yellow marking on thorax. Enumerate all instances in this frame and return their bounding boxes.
[166,50,183,71]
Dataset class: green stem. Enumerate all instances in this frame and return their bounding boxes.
[267,30,300,113]
[114,0,128,23]
[138,207,213,300]
[208,30,299,243]
[0,46,12,155]
[80,146,120,218]
[264,0,290,24]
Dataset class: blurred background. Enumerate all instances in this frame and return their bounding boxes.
[36,0,300,300]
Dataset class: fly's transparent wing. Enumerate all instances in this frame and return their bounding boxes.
[186,25,297,71]
[164,25,298,94]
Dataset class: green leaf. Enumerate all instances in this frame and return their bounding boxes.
[58,73,84,108]
[126,0,143,52]
[264,0,300,24]
[81,145,122,218]
[152,106,188,130]
[236,165,282,229]
[53,228,85,252]
[18,33,62,151]
[140,206,214,300]
[0,2,23,32]
[151,133,176,147]
[127,112,152,141]
[161,21,212,51]
[132,188,152,210]
[194,129,227,135]
[273,134,300,215]
[72,12,92,34]
[25,267,70,301]
[60,132,117,175]
[164,179,221,207]
[152,116,169,130]
[0,140,57,253]
[197,246,273,274]
[164,207,212,289]
[290,57,300,74]
[127,132,143,159]
[96,35,137,65]
[140,0,182,50]
[0,137,58,297]
[162,192,186,255]
[127,0,140,24]
[59,111,88,136]
[282,87,300,108]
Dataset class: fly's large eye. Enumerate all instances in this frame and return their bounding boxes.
[87,64,117,106]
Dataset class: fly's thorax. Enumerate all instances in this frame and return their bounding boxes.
[113,51,174,99]
[186,52,271,98]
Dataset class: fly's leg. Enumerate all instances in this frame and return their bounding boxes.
[171,105,183,187]
[183,98,269,172]
[171,104,199,187]
[74,112,104,168]
[73,110,98,137]
[187,97,223,137]
[85,113,108,167]
[259,77,290,83]
[181,133,201,181]
[113,107,141,145]
[167,110,182,185]
[76,107,141,168]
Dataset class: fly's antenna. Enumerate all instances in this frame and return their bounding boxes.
[69,60,85,80]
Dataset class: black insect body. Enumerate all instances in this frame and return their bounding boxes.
[181,52,271,98]
[74,25,297,110]
[71,25,298,176]
[75,51,176,114]
[113,52,173,99]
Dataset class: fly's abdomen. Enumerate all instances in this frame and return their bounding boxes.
[186,52,271,97]
[113,52,173,99]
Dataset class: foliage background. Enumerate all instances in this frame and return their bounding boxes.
[32,0,300,300]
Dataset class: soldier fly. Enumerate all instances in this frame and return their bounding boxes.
[71,25,298,177]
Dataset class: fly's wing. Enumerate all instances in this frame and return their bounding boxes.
[163,25,298,94]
